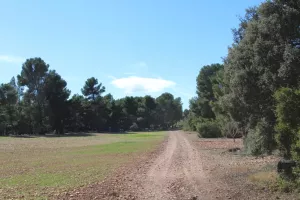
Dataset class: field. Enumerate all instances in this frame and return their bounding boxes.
[0,132,166,199]
[61,131,291,200]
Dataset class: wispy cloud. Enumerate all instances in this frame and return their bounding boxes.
[111,76,176,94]
[0,55,25,64]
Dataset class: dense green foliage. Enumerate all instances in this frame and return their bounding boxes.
[182,63,225,138]
[0,58,182,135]
[196,121,222,138]
[183,0,300,170]
[274,88,300,161]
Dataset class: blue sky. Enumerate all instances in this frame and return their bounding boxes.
[0,0,263,109]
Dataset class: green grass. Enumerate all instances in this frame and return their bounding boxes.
[0,136,10,140]
[0,131,166,199]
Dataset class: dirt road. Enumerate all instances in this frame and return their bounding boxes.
[61,131,285,200]
[136,131,209,199]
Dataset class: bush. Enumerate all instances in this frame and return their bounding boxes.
[244,128,264,156]
[196,121,222,138]
[244,118,276,156]
[223,120,242,139]
[274,88,300,181]
[177,112,205,132]
[274,88,300,159]
[129,123,139,131]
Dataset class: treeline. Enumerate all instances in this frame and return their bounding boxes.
[0,58,183,135]
[181,0,300,167]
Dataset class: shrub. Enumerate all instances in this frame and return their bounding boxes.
[129,123,139,131]
[177,113,205,132]
[196,121,222,138]
[223,120,242,140]
[274,88,300,180]
[244,119,272,156]
[274,88,300,159]
[244,127,264,156]
[244,118,276,156]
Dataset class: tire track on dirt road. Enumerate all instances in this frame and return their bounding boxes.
[137,131,209,200]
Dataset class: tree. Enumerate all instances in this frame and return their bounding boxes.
[156,93,182,129]
[183,109,189,119]
[0,84,18,106]
[44,70,70,134]
[17,57,49,134]
[65,95,86,132]
[191,64,223,119]
[81,77,105,101]
[0,83,18,135]
[232,6,258,44]
[118,96,139,130]
[140,95,157,129]
[107,98,123,132]
[223,1,300,153]
[9,77,24,102]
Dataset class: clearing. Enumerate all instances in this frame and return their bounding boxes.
[0,132,166,199]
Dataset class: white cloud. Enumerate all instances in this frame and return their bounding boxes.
[111,76,176,94]
[0,55,24,64]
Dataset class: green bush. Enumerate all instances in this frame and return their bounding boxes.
[274,88,300,180]
[244,127,264,156]
[196,121,222,138]
[177,113,205,132]
[176,120,190,131]
[244,118,275,156]
[274,88,300,159]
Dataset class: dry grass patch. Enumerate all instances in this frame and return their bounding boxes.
[248,171,278,185]
[0,132,166,199]
[196,138,243,150]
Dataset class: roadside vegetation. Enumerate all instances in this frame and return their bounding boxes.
[0,131,166,199]
[179,0,300,192]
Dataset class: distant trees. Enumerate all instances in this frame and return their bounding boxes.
[0,59,183,135]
